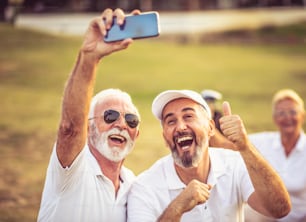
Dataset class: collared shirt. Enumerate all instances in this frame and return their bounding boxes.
[37,144,135,222]
[127,148,254,222]
[245,131,306,222]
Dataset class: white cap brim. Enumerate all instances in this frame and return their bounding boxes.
[152,90,212,121]
[201,89,222,100]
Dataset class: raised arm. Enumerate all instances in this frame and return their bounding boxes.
[219,102,291,218]
[56,9,138,167]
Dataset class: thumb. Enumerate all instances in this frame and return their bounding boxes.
[222,101,232,116]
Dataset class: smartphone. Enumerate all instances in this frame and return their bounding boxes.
[104,12,160,42]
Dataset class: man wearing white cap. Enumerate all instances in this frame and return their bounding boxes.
[127,89,291,222]
[201,89,235,149]
[201,89,223,131]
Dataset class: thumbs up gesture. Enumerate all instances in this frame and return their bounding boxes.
[219,102,249,151]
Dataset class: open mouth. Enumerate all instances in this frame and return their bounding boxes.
[176,135,194,150]
[109,134,126,144]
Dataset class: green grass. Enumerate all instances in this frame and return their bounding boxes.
[0,21,306,221]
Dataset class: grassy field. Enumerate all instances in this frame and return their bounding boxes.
[0,21,306,221]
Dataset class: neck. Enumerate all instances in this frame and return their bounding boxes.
[175,149,210,185]
[281,130,300,156]
[89,144,123,194]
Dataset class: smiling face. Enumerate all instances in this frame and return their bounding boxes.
[273,98,305,137]
[89,96,139,162]
[161,98,214,168]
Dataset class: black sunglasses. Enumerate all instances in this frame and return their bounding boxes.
[89,109,139,128]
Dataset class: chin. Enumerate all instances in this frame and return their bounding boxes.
[93,127,134,162]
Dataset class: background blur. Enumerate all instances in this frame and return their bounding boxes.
[0,1,306,222]
[1,0,306,24]
[1,0,306,14]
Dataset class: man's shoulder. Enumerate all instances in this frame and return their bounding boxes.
[121,166,136,182]
[134,155,171,186]
[249,131,279,144]
[209,147,240,157]
[208,147,244,167]
[249,131,278,139]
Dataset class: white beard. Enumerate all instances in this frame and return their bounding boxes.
[92,127,134,162]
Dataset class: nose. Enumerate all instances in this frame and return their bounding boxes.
[176,119,187,131]
[114,115,128,130]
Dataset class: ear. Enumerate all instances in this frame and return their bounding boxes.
[301,110,305,123]
[135,129,140,138]
[162,130,167,144]
[162,131,171,149]
[209,119,216,137]
[88,121,94,134]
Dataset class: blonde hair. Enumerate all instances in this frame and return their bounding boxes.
[272,89,305,113]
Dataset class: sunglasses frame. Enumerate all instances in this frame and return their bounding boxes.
[89,109,139,128]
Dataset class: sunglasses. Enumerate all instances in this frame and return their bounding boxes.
[274,109,298,118]
[89,109,139,128]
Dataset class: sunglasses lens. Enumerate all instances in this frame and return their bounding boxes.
[125,114,139,128]
[103,110,139,128]
[104,110,120,124]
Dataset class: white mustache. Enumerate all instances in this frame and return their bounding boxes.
[105,127,131,141]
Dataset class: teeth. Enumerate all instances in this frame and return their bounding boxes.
[177,136,193,143]
[111,135,124,139]
[176,135,193,150]
[181,146,190,151]
[110,135,126,142]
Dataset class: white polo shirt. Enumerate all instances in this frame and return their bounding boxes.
[38,144,135,222]
[245,132,306,222]
[127,148,254,222]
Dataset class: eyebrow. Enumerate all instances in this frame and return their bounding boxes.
[163,107,195,122]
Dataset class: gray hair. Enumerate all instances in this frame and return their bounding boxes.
[88,88,140,120]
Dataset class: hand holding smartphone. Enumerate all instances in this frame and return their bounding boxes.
[104,12,160,42]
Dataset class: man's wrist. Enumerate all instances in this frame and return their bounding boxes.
[79,49,101,66]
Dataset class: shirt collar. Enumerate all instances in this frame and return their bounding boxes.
[272,133,283,150]
[165,155,186,189]
[85,145,129,181]
[272,131,306,152]
[295,131,306,152]
[165,149,227,189]
[207,148,227,186]
[85,145,104,176]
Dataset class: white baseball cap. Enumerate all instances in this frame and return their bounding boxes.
[201,89,222,100]
[152,89,212,121]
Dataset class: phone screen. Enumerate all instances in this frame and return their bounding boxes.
[104,12,160,42]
